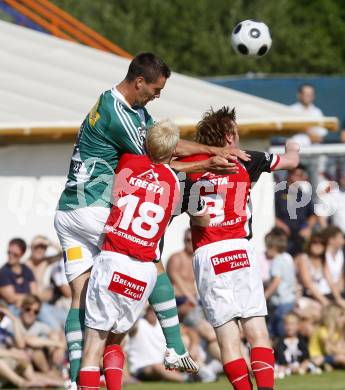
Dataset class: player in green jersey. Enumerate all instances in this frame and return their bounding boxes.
[55,53,244,388]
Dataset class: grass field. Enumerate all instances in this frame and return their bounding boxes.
[126,371,345,390]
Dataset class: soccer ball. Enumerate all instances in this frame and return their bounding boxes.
[231,20,272,56]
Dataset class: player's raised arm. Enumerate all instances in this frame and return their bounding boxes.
[274,141,300,171]
[175,138,250,161]
[170,155,239,174]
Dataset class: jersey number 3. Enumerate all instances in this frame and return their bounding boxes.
[117,195,164,239]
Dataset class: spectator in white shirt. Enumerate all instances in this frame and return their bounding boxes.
[329,173,345,234]
[290,84,327,146]
[126,307,185,383]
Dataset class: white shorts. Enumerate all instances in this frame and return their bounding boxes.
[193,239,267,328]
[85,251,157,334]
[54,207,110,282]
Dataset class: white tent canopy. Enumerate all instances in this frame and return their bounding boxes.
[0,20,337,141]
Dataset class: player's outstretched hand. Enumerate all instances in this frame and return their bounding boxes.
[211,146,251,162]
[206,156,239,174]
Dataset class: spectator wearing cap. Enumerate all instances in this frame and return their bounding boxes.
[25,235,62,301]
[25,236,66,330]
[275,165,319,256]
[0,239,37,309]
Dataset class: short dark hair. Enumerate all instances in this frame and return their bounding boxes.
[9,238,27,254]
[22,294,41,310]
[265,227,288,253]
[125,52,171,83]
[298,83,315,93]
[195,106,237,147]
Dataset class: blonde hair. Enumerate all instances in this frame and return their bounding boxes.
[284,312,299,323]
[323,304,345,332]
[145,119,179,163]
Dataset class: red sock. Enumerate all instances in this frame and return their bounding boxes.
[250,347,275,389]
[78,367,100,390]
[223,358,252,390]
[103,344,125,390]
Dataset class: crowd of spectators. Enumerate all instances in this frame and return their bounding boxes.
[0,237,68,387]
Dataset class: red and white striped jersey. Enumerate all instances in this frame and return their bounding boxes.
[102,153,180,261]
[180,151,280,250]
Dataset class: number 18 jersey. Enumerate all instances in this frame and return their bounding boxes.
[102,153,180,262]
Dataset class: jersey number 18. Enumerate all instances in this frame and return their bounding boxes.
[117,194,165,239]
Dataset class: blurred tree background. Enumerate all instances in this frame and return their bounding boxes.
[47,0,345,76]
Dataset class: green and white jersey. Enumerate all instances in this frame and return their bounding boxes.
[58,87,154,210]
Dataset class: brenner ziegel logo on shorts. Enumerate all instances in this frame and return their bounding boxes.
[108,272,147,301]
[211,249,250,275]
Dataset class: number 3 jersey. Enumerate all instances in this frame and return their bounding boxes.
[102,153,181,262]
[180,151,280,250]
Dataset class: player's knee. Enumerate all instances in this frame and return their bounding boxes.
[217,335,240,352]
[70,277,90,307]
[246,327,270,347]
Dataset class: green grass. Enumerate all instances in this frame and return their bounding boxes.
[126,371,345,390]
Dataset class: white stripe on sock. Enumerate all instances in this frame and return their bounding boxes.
[232,373,249,383]
[104,367,123,372]
[66,330,83,343]
[152,299,176,312]
[80,366,99,371]
[160,315,179,328]
[70,350,82,360]
[251,360,275,372]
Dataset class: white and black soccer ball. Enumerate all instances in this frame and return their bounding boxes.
[231,20,272,56]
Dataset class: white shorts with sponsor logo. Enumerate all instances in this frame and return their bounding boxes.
[54,207,110,283]
[193,238,267,328]
[85,251,157,334]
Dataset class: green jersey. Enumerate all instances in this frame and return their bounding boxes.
[58,87,154,210]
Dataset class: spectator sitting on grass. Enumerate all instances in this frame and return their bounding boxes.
[18,294,65,380]
[309,305,345,370]
[275,313,317,378]
[0,299,63,388]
